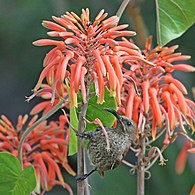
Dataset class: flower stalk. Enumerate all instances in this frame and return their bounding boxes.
[77,87,90,195]
[137,134,146,195]
[116,0,130,20]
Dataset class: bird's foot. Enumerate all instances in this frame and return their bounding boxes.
[76,174,89,182]
[75,132,89,139]
[76,168,97,181]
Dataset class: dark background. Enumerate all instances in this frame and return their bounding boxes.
[0,0,195,194]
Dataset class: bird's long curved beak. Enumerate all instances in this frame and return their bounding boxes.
[103,108,122,120]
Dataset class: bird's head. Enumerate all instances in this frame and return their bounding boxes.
[104,108,136,141]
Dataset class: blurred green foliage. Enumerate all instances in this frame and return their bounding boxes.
[0,0,194,194]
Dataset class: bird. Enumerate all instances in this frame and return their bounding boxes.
[76,108,136,181]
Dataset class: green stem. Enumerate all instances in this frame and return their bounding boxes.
[18,100,64,168]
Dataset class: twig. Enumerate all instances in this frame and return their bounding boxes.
[18,100,64,168]
[137,135,145,195]
[116,0,130,21]
[84,151,91,195]
[122,159,136,168]
[77,88,90,195]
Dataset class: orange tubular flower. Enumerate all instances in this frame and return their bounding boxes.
[32,8,141,107]
[125,87,136,119]
[0,115,75,195]
[119,37,195,142]
[175,141,191,175]
[141,80,150,113]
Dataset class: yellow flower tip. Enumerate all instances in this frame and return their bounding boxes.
[152,135,156,141]
[95,9,105,21]
[62,162,76,176]
[159,158,168,166]
[52,15,58,21]
[174,45,179,49]
[22,114,28,125]
[131,31,136,36]
[72,102,78,108]
[97,98,105,104]
[110,90,116,97]
[117,98,121,106]
[34,170,41,194]
[70,11,81,21]
[102,15,119,29]
[32,40,39,46]
[59,177,65,186]
[47,31,58,37]
[32,39,59,46]
[41,22,45,27]
[33,86,39,92]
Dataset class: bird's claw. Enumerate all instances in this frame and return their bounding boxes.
[76,132,89,139]
[76,174,88,182]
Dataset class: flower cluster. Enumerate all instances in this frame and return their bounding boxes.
[117,37,195,194]
[32,8,144,107]
[119,36,195,142]
[0,114,75,194]
[25,7,195,194]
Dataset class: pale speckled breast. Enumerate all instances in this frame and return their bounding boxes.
[87,128,131,172]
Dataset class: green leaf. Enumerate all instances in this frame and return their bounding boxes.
[69,103,78,155]
[156,0,195,46]
[0,152,36,195]
[84,86,117,131]
[65,79,78,156]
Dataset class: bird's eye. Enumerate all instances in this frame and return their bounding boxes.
[127,121,132,126]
